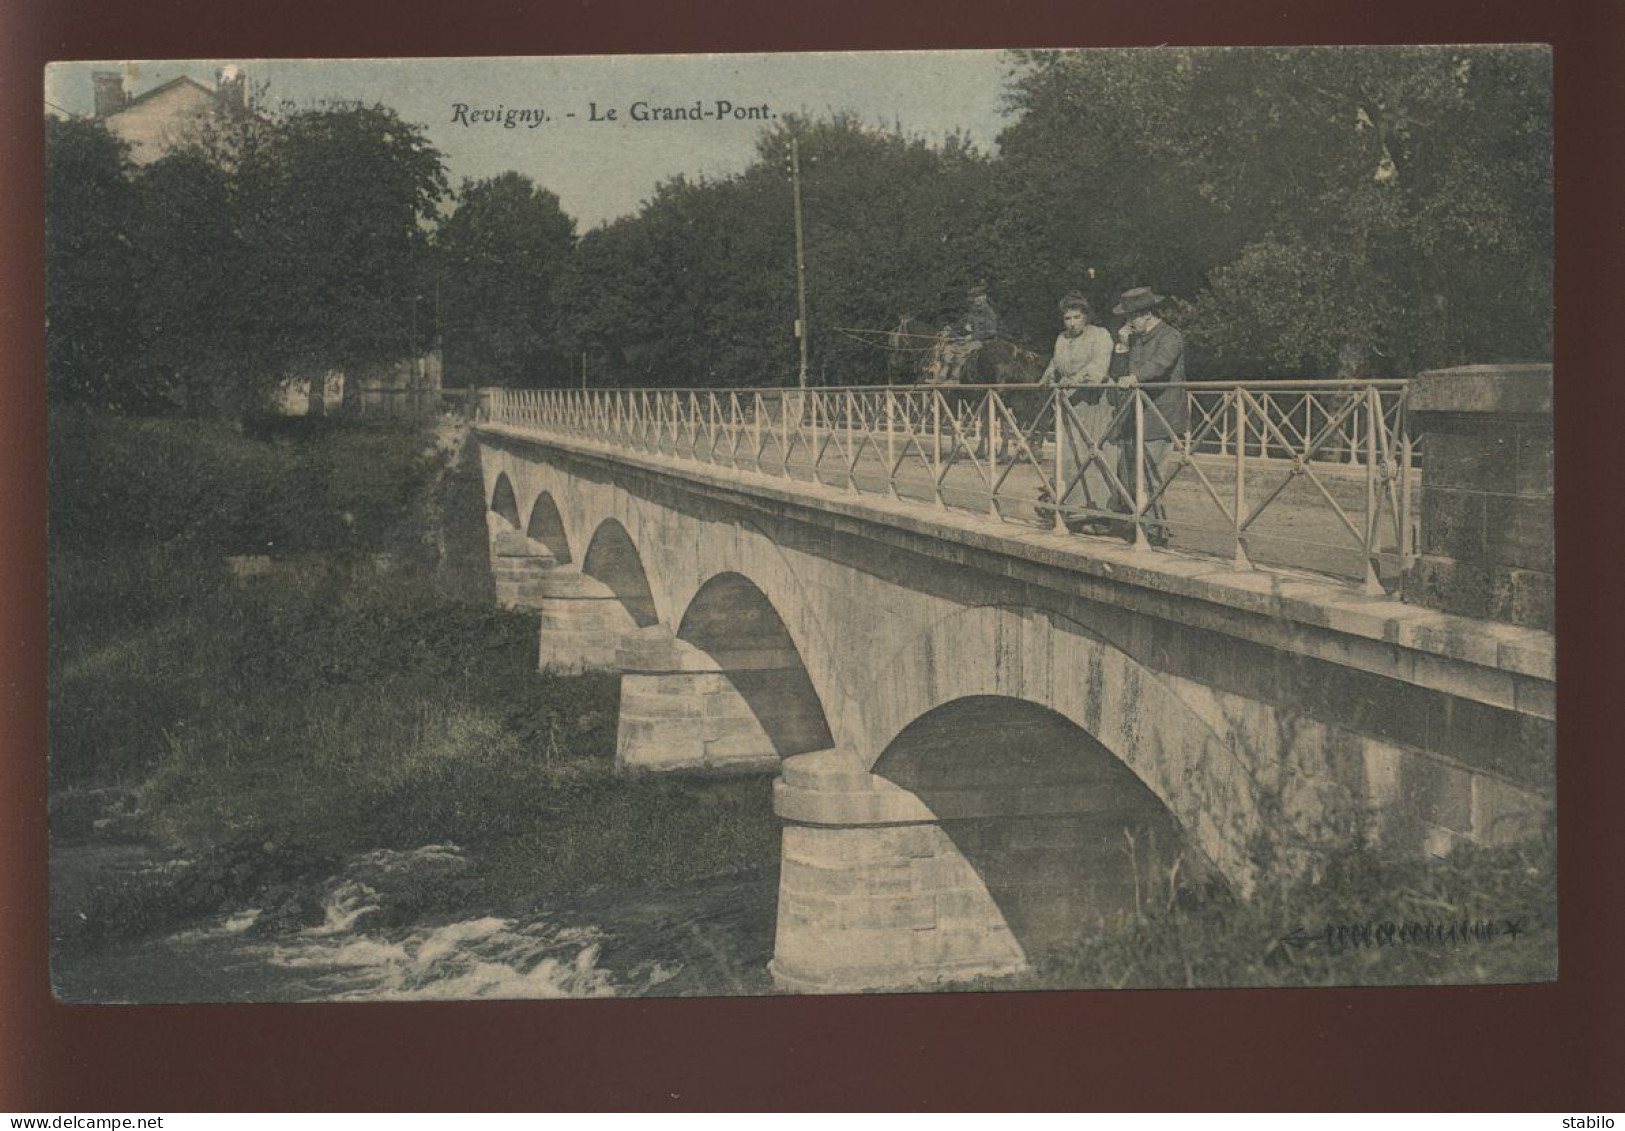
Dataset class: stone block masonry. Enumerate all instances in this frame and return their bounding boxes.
[1403,364,1553,631]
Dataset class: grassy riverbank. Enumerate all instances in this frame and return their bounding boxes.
[48,410,780,956]
[972,823,1557,991]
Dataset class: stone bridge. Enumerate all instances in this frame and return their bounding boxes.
[473,364,1554,993]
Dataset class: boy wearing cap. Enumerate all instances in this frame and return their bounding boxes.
[937,284,1000,383]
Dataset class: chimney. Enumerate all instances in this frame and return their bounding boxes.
[92,71,128,118]
[215,65,247,112]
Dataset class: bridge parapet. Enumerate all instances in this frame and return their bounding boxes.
[478,416,1547,702]
[482,380,1414,593]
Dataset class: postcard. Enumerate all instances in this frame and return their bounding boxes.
[44,47,1554,1002]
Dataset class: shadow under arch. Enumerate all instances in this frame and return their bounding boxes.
[525,492,572,564]
[581,518,659,628]
[489,472,521,528]
[873,695,1218,958]
[678,572,834,758]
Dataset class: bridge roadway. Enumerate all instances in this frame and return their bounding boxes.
[474,411,1550,994]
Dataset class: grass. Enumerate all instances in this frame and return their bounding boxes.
[961,822,1557,991]
[49,408,433,557]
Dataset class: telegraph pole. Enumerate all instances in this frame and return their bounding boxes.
[791,135,810,389]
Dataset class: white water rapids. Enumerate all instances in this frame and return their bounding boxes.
[54,843,777,1003]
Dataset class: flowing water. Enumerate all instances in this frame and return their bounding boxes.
[51,843,780,1003]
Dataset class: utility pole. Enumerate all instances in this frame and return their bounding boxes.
[791,135,810,389]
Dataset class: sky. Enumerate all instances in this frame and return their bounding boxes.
[44,53,1022,230]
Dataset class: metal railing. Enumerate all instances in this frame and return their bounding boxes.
[480,381,1414,593]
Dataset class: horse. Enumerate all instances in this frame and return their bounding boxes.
[961,337,1049,383]
[885,312,1050,461]
[885,312,944,384]
[886,312,1047,385]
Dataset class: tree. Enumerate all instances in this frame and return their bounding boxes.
[997,47,1552,375]
[558,168,796,387]
[125,151,262,414]
[557,115,1002,387]
[992,50,1229,349]
[763,117,1001,380]
[435,172,577,386]
[47,100,452,416]
[234,103,449,382]
[45,119,146,408]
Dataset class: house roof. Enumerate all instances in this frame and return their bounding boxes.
[108,75,218,116]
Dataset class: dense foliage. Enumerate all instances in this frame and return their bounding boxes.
[45,121,144,408]
[47,47,1550,410]
[435,172,578,385]
[47,103,447,415]
[558,47,1549,383]
[557,115,996,387]
[48,410,431,555]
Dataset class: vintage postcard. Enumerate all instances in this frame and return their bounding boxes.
[44,48,1554,1002]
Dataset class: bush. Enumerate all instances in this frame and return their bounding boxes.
[48,409,432,556]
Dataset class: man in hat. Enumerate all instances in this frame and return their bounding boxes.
[1111,287,1187,546]
[935,283,1000,383]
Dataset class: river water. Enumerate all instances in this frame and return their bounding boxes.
[52,843,780,1003]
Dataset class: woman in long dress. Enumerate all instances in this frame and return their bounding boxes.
[1042,293,1117,533]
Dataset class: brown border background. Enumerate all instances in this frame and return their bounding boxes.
[3,0,1621,1111]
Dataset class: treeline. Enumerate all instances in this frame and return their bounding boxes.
[47,47,1550,413]
[47,102,450,415]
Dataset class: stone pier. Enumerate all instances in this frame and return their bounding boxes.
[769,749,1027,994]
[768,709,1206,993]
[533,569,639,673]
[614,627,782,773]
[489,522,558,611]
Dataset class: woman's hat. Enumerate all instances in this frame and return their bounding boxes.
[1112,286,1164,315]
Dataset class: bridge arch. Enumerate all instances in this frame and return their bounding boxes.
[873,694,1213,955]
[581,518,659,628]
[677,572,834,758]
[488,472,521,529]
[525,491,573,564]
[867,602,1271,893]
